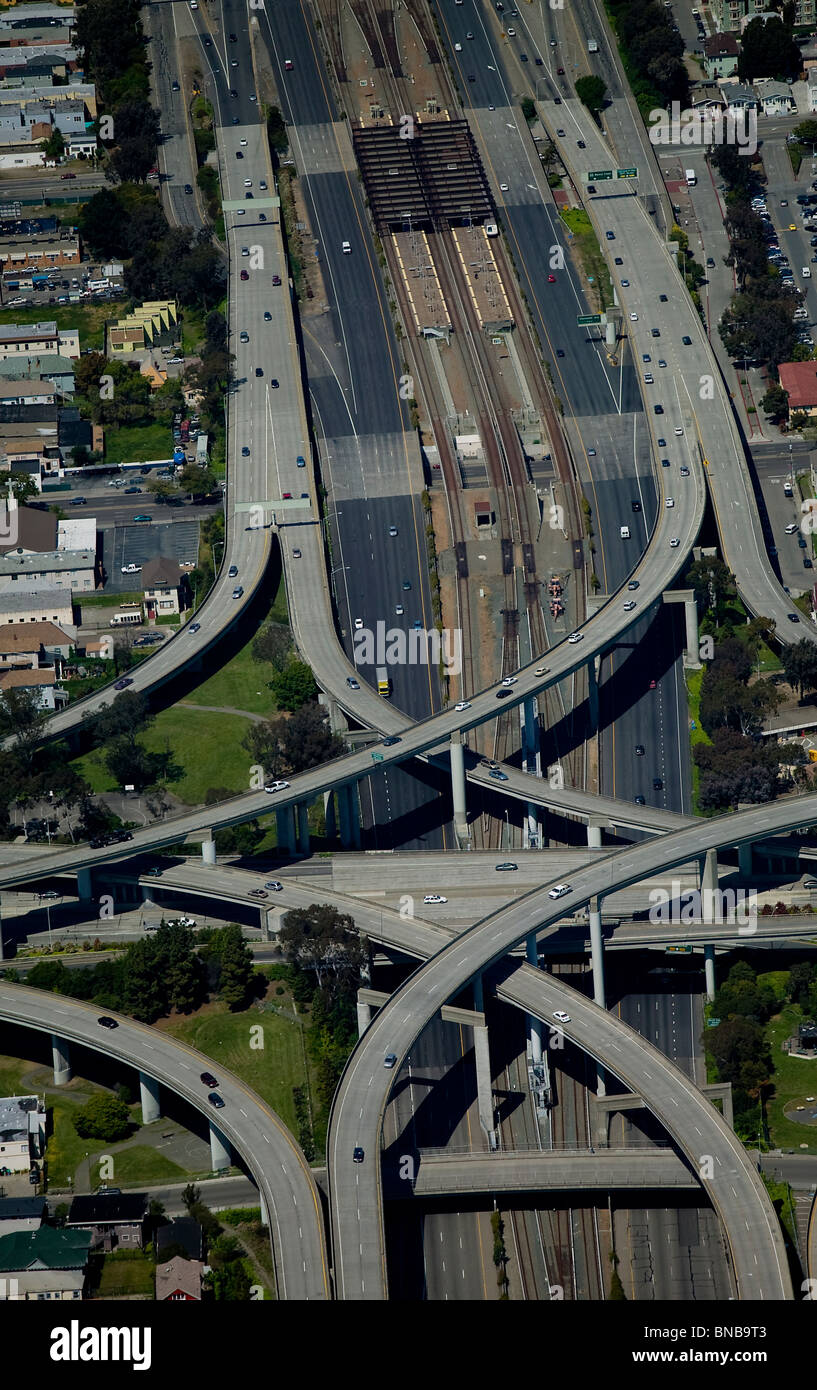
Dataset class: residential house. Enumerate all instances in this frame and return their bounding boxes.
[0,321,79,361]
[779,360,817,418]
[690,85,727,113]
[0,1226,91,1302]
[0,1095,46,1174]
[754,79,797,116]
[0,545,96,595]
[66,1193,148,1252]
[0,585,74,629]
[0,354,75,398]
[0,664,62,709]
[142,556,187,619]
[156,1255,204,1302]
[0,619,72,669]
[703,34,739,82]
[0,232,81,275]
[721,83,759,113]
[156,1218,204,1262]
[0,1196,46,1236]
[711,0,816,32]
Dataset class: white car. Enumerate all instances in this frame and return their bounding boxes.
[629,311,638,321]
[501,676,517,686]
[548,884,571,899]
[455,41,462,50]
[423,894,448,904]
[623,600,636,611]
[674,426,684,435]
[552,1010,571,1023]
[455,701,471,711]
[244,178,252,187]
[121,563,142,574]
[499,182,509,192]
[535,666,550,675]
[240,138,248,146]
[669,537,680,547]
[354,617,364,630]
[264,780,290,793]
[567,631,583,644]
[665,497,674,508]
[395,604,404,615]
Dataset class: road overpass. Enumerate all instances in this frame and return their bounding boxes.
[0,984,329,1300]
[328,794,815,1302]
[383,1148,698,1198]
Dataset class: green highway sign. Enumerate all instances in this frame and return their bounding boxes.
[371,752,384,763]
[617,167,638,179]
[587,169,612,180]
[666,944,693,954]
[577,313,602,326]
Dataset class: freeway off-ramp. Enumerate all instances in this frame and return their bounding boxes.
[327,794,817,1302]
[0,984,329,1301]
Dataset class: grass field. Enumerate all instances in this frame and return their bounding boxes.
[685,667,711,811]
[46,1089,143,1189]
[183,572,286,714]
[559,207,614,311]
[91,1145,193,1188]
[158,999,316,1136]
[0,300,117,352]
[107,421,172,465]
[96,1251,155,1298]
[764,1005,817,1152]
[73,706,256,803]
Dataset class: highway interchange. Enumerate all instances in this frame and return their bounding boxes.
[4,0,817,1307]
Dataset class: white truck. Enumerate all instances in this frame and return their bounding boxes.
[587,38,598,52]
[685,169,697,186]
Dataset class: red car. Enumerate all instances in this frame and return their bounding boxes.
[557,66,565,75]
[240,269,249,280]
[60,172,76,180]
[548,274,556,283]
[649,679,656,689]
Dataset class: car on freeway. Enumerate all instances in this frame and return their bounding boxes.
[552,1011,571,1023]
[682,335,691,345]
[548,273,556,283]
[629,311,638,321]
[184,184,193,195]
[653,778,663,791]
[242,446,250,457]
[577,140,586,149]
[265,780,290,793]
[556,128,565,137]
[635,744,645,756]
[228,565,238,578]
[293,548,301,558]
[568,630,583,643]
[548,885,571,900]
[455,700,471,711]
[501,676,517,686]
[133,514,152,522]
[496,689,511,699]
[535,666,550,676]
[654,404,664,414]
[424,894,448,904]
[680,465,690,476]
[346,676,360,690]
[788,612,801,622]
[232,586,244,599]
[249,889,267,898]
[189,622,201,634]
[201,1072,218,1087]
[113,677,133,691]
[266,881,284,892]
[489,769,509,781]
[70,496,86,506]
[674,426,684,435]
[659,293,668,302]
[495,862,518,871]
[666,497,675,508]
[669,537,680,547]
[297,455,306,468]
[623,600,636,611]
[634,794,646,805]
[384,1055,398,1069]
[606,231,615,240]
[353,1147,364,1162]
[207,1093,225,1109]
[621,279,630,287]
[240,331,249,343]
[556,348,565,357]
[354,617,364,630]
[124,486,142,494]
[97,1017,118,1029]
[240,269,249,281]
[381,736,401,747]
[388,524,398,536]
[614,257,623,265]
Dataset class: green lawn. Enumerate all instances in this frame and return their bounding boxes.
[160,1001,316,1136]
[685,667,711,811]
[96,1250,155,1298]
[0,300,118,352]
[91,1145,193,1189]
[46,1091,142,1189]
[72,706,256,803]
[764,1005,817,1152]
[106,421,172,465]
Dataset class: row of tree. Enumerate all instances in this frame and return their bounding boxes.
[74,0,161,184]
[608,0,689,113]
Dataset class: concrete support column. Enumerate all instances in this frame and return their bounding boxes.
[449,732,468,836]
[704,944,716,1002]
[275,805,297,858]
[297,802,310,855]
[526,933,543,1064]
[338,785,353,848]
[324,790,337,842]
[139,1071,161,1125]
[0,909,5,962]
[526,803,539,848]
[259,1190,269,1228]
[587,657,599,730]
[586,819,602,848]
[605,316,617,348]
[356,997,372,1037]
[473,1022,494,1137]
[349,783,362,849]
[589,896,606,1009]
[523,696,538,766]
[473,974,484,1013]
[51,1034,71,1086]
[738,840,753,878]
[76,867,93,901]
[201,832,216,866]
[700,847,717,898]
[684,595,700,666]
[209,1121,231,1173]
[264,908,277,942]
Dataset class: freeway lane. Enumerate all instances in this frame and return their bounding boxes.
[0,983,329,1300]
[327,793,815,1301]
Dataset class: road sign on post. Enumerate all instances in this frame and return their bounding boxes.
[371,752,384,763]
[617,167,638,179]
[587,169,613,181]
[577,313,602,326]
[666,944,693,954]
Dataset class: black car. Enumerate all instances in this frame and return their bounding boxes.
[495,862,518,871]
[255,367,263,377]
[207,1092,225,1109]
[654,404,664,415]
[635,744,645,756]
[631,500,641,512]
[788,612,801,623]
[556,348,565,357]
[270,378,279,389]
[200,1072,218,1087]
[113,677,133,691]
[682,335,691,345]
[634,795,646,805]
[496,689,511,698]
[184,184,193,194]
[381,736,401,747]
[652,778,663,790]
[97,1016,118,1029]
[353,1146,365,1163]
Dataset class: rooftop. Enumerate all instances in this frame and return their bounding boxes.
[67,1193,148,1227]
[779,360,817,409]
[0,1226,91,1274]
[0,586,73,613]
[0,620,70,653]
[0,546,94,575]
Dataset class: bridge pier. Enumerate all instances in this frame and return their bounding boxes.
[449,732,468,838]
[587,657,599,730]
[704,944,716,1002]
[259,1190,269,1228]
[526,934,543,1063]
[526,803,539,848]
[324,790,337,842]
[700,847,717,897]
[297,803,310,855]
[523,696,538,767]
[738,839,753,877]
[589,895,607,1098]
[76,867,93,901]
[209,1120,231,1173]
[276,805,297,858]
[473,1020,494,1139]
[139,1071,161,1125]
[51,1034,71,1086]
[663,589,701,668]
[586,818,603,849]
[356,997,372,1037]
[338,784,361,849]
[201,831,216,866]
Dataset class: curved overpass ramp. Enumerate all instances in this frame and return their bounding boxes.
[327,796,815,1301]
[0,984,329,1300]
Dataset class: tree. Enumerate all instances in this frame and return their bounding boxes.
[759,382,789,422]
[684,557,735,616]
[738,15,800,82]
[783,639,817,698]
[270,659,317,712]
[520,96,536,122]
[575,75,607,114]
[788,961,814,1006]
[279,904,366,996]
[73,1092,131,1142]
[252,621,292,670]
[794,120,817,149]
[200,924,257,1010]
[182,1183,201,1213]
[154,921,205,1014]
[41,128,65,162]
[86,690,152,749]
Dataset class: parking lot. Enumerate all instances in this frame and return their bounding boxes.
[101,519,201,593]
